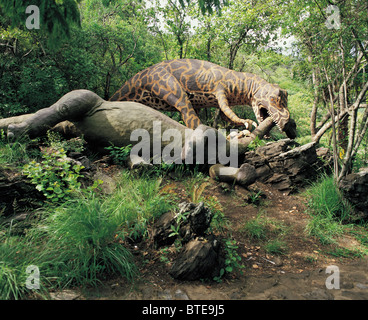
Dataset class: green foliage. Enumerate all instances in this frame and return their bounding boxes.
[43,195,137,286]
[0,194,137,298]
[105,144,132,165]
[0,0,162,117]
[169,209,191,238]
[242,210,287,239]
[0,0,81,48]
[105,172,175,241]
[241,212,288,255]
[179,0,229,15]
[304,174,355,244]
[265,239,288,255]
[305,174,354,222]
[22,146,99,203]
[247,137,266,151]
[214,239,244,282]
[46,131,85,153]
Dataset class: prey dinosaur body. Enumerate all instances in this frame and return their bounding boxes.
[110,59,296,138]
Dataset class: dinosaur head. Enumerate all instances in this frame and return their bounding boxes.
[253,86,297,139]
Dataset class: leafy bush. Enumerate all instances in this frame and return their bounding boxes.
[105,144,132,165]
[22,146,98,203]
[22,147,83,202]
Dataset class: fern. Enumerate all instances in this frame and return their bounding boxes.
[191,182,211,203]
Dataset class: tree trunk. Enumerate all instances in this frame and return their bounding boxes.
[309,56,319,138]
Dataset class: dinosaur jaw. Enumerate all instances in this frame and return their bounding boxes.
[258,107,297,139]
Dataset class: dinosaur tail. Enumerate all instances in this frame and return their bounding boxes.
[109,82,130,101]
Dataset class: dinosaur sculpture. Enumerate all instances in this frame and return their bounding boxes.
[110,59,297,139]
[1,90,275,166]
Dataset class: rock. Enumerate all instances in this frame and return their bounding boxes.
[50,289,80,300]
[180,202,212,238]
[169,236,222,281]
[0,165,44,217]
[152,202,213,247]
[316,147,333,174]
[152,210,177,247]
[338,168,368,220]
[236,163,257,186]
[69,152,92,171]
[157,289,173,300]
[273,257,283,267]
[242,139,323,194]
[93,171,116,194]
[127,154,153,170]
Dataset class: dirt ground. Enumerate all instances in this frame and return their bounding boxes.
[51,177,368,301]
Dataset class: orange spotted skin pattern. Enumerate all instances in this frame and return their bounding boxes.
[110,59,291,132]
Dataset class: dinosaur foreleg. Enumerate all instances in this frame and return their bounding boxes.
[150,75,201,129]
[215,89,257,130]
[7,90,104,139]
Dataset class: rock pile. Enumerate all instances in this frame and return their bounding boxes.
[241,139,330,194]
[152,202,223,281]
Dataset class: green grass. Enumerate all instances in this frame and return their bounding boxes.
[265,239,288,255]
[304,174,355,245]
[241,212,287,241]
[241,212,289,254]
[0,169,176,299]
[0,135,40,167]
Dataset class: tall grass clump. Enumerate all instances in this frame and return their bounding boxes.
[0,170,175,299]
[0,230,50,300]
[305,173,354,244]
[0,132,40,166]
[106,171,176,241]
[42,195,138,287]
[36,172,174,288]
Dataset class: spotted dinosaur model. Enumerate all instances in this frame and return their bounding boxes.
[110,59,296,138]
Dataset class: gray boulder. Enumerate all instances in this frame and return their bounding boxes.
[339,168,368,220]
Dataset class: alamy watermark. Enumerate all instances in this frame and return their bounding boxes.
[129,121,239,169]
[24,264,341,292]
[25,5,40,30]
[26,265,40,290]
[325,265,340,289]
[325,5,341,30]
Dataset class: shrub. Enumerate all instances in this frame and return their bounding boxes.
[105,144,132,165]
[22,147,85,203]
[22,146,100,203]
